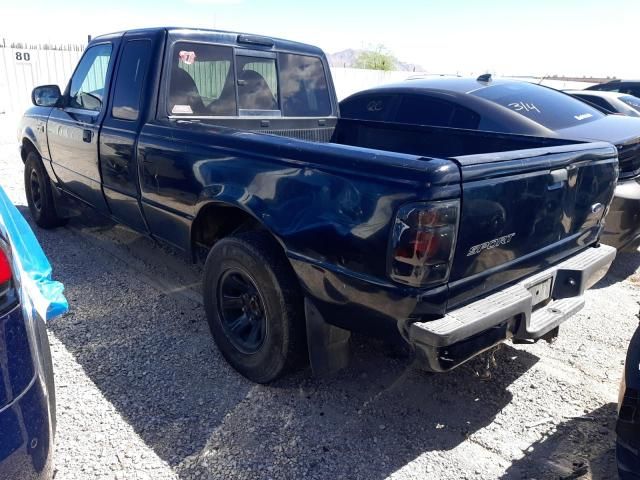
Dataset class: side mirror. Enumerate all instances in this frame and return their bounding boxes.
[31,85,61,107]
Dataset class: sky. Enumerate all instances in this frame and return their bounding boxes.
[0,0,638,78]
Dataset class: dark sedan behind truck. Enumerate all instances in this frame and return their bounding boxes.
[340,76,640,251]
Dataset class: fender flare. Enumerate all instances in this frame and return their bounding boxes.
[190,196,288,254]
[20,126,43,160]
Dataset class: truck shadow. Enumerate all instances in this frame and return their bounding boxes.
[23,207,549,479]
[500,402,618,479]
[593,247,640,289]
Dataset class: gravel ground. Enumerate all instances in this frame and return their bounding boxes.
[1,140,638,479]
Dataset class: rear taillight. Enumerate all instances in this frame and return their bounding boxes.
[388,200,459,287]
[0,247,11,286]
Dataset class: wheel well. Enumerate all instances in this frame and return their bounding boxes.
[191,203,264,253]
[21,138,38,162]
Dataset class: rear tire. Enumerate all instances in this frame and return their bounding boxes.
[24,151,67,229]
[618,438,640,480]
[203,230,306,383]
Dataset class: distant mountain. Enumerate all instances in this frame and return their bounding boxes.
[327,49,424,72]
[327,49,359,68]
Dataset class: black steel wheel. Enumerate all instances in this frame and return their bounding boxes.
[203,230,306,383]
[217,269,267,354]
[24,151,66,228]
[29,169,43,212]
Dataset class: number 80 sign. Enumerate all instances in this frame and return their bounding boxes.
[15,51,31,62]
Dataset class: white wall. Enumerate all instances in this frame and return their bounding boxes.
[0,45,84,116]
[330,67,412,100]
[0,44,83,143]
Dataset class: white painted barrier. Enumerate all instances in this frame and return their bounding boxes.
[330,67,412,100]
[0,43,84,116]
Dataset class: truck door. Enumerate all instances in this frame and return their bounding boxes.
[47,42,116,213]
[99,33,157,233]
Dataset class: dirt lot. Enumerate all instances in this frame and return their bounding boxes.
[1,142,637,479]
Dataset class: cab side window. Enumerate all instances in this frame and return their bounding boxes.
[112,40,152,121]
[68,44,112,112]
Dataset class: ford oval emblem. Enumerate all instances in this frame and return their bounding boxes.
[591,203,604,214]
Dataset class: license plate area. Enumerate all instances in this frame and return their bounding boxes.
[528,277,553,309]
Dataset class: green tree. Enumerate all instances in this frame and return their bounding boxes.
[354,45,397,71]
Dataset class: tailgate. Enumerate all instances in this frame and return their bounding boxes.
[447,141,618,308]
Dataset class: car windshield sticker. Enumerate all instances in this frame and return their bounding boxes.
[172,104,193,114]
[179,50,196,65]
[574,113,593,121]
[508,102,540,113]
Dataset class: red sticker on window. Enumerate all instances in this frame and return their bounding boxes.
[179,51,196,65]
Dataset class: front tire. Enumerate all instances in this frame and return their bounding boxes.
[203,231,306,383]
[24,151,66,229]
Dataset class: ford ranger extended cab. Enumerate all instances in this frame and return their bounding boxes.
[19,27,618,383]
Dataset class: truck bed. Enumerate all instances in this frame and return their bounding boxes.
[331,117,576,157]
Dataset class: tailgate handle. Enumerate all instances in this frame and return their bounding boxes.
[548,168,568,190]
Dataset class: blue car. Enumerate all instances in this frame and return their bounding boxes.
[0,187,67,479]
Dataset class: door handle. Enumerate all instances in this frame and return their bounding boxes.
[82,129,93,143]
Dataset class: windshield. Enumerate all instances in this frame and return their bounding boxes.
[472,82,604,129]
[620,95,640,114]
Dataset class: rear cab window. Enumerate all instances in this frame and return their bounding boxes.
[166,39,333,119]
[236,54,279,115]
[168,42,236,116]
[472,83,604,129]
